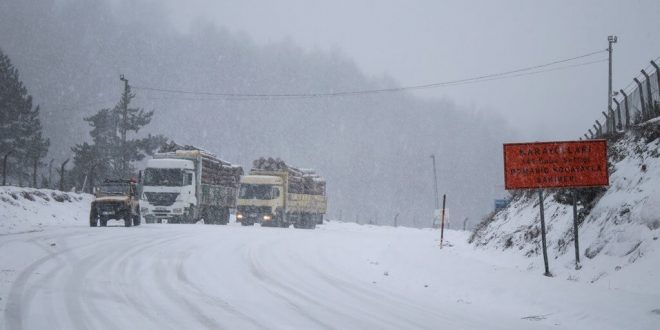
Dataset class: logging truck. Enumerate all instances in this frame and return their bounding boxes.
[237,158,326,229]
[140,148,243,224]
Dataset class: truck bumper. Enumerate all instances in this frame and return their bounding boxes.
[144,214,189,224]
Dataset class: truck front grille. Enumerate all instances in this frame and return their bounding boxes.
[99,202,122,212]
[237,206,271,215]
[145,192,179,206]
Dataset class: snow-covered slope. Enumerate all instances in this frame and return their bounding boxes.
[0,186,92,235]
[471,122,660,292]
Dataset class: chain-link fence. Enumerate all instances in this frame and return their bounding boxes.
[585,59,660,139]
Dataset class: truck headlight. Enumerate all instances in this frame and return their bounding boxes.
[173,208,183,214]
[263,215,272,221]
[236,214,243,219]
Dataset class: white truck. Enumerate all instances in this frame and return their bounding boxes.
[237,158,326,229]
[140,149,243,224]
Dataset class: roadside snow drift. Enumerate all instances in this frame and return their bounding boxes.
[0,186,92,235]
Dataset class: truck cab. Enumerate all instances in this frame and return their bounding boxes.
[236,175,285,226]
[141,158,196,223]
[90,179,140,227]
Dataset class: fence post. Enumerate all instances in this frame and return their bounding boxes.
[634,78,646,121]
[613,98,622,130]
[620,89,631,128]
[595,120,603,137]
[601,112,611,135]
[583,133,589,140]
[2,150,14,186]
[592,124,598,138]
[588,129,594,139]
[58,159,70,191]
[641,70,654,115]
[651,60,660,99]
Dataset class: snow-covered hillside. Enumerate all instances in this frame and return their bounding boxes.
[471,122,660,292]
[0,186,92,235]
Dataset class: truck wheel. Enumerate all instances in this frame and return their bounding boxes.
[219,208,229,225]
[124,213,132,227]
[202,208,216,225]
[100,219,108,227]
[133,214,141,226]
[89,209,98,227]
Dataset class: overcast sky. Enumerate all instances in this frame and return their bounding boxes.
[160,0,660,141]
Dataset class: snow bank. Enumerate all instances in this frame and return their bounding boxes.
[0,186,92,235]
[471,125,660,293]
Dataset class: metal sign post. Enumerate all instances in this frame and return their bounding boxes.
[538,190,551,277]
[440,194,446,248]
[572,189,581,269]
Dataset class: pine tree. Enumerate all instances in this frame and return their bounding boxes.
[0,49,49,186]
[72,83,166,191]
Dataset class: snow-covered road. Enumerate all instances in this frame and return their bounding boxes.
[1,222,658,329]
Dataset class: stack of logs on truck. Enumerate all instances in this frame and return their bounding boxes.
[251,157,326,195]
[237,157,327,228]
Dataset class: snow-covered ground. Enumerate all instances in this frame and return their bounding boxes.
[1,187,659,329]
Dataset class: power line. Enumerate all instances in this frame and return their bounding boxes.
[135,58,608,103]
[132,49,607,99]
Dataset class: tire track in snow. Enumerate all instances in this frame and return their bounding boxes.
[152,251,225,329]
[172,250,269,330]
[244,239,397,329]
[63,233,186,330]
[3,231,125,330]
[263,233,445,329]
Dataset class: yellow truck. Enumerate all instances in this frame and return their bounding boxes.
[237,158,326,229]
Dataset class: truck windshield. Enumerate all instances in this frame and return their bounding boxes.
[143,168,184,187]
[239,184,275,200]
[97,184,130,196]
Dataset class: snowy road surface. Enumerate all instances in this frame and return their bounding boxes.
[1,222,658,329]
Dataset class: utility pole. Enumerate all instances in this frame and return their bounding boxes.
[607,36,617,115]
[430,154,440,227]
[119,74,129,175]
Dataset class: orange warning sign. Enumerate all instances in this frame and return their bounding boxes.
[503,140,609,190]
